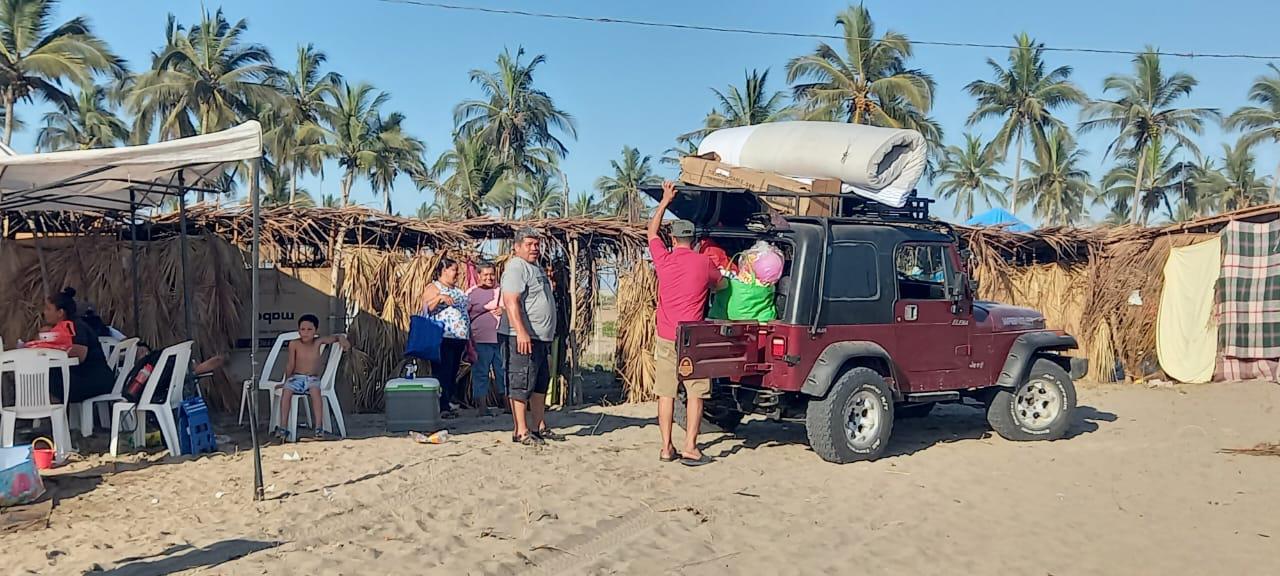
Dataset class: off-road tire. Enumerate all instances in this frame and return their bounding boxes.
[896,403,935,419]
[805,367,894,464]
[987,357,1076,441]
[673,389,743,434]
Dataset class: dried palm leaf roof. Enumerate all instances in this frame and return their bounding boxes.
[3,204,647,265]
[958,201,1280,264]
[7,201,1275,265]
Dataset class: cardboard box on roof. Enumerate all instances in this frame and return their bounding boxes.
[678,154,838,217]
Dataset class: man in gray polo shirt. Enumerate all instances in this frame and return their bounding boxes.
[500,228,565,446]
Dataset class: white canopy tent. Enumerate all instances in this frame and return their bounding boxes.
[0,121,262,212]
[0,121,269,499]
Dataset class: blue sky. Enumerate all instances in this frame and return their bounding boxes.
[16,0,1280,225]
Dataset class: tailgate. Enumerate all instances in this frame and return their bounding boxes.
[676,321,766,380]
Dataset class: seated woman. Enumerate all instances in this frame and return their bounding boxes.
[38,288,116,403]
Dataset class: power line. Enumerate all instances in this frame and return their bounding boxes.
[372,0,1280,62]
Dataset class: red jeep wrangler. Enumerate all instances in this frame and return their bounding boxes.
[647,185,1084,464]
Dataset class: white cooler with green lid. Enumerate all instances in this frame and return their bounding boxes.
[385,378,442,432]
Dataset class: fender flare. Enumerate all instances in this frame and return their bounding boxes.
[994,332,1079,389]
[800,341,897,399]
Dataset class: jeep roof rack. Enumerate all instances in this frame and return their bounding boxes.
[755,189,933,223]
[643,184,950,235]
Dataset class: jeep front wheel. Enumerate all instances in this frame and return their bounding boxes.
[805,367,894,464]
[987,358,1076,441]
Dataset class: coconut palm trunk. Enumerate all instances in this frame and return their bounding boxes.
[341,171,354,207]
[290,169,298,205]
[1011,129,1024,211]
[1130,148,1148,225]
[1271,161,1279,204]
[3,90,14,145]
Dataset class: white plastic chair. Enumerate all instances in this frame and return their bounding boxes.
[79,337,139,437]
[99,336,121,363]
[0,349,75,459]
[108,341,192,458]
[270,336,347,441]
[239,331,298,428]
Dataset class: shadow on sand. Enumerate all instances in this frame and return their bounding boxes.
[86,538,281,576]
[702,402,1118,461]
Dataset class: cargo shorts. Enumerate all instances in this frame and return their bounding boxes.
[653,337,710,399]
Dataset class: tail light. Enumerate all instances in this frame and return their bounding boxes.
[770,336,787,358]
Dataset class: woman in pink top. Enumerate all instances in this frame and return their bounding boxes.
[467,262,506,410]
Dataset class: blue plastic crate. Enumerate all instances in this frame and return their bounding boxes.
[178,397,217,455]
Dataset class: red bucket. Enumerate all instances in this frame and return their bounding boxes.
[31,437,55,470]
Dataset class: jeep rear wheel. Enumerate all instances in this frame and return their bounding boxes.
[987,358,1076,441]
[673,389,743,434]
[805,367,894,464]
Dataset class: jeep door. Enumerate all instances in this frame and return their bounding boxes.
[892,243,976,392]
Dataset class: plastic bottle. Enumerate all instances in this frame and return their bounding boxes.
[127,363,154,398]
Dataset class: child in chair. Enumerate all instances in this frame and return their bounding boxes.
[274,314,349,440]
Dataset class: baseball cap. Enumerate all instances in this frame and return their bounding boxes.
[669,220,696,239]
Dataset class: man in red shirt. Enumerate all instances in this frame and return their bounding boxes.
[649,181,726,466]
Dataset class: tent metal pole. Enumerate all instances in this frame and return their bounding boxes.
[130,191,140,335]
[247,158,265,502]
[178,172,193,340]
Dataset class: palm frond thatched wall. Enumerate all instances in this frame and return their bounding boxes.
[0,234,248,408]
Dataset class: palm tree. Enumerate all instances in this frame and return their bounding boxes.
[1226,64,1280,203]
[1080,48,1218,225]
[595,146,661,223]
[786,6,936,131]
[427,132,516,218]
[518,172,564,219]
[130,9,279,141]
[0,0,123,144]
[1013,128,1092,227]
[681,69,792,142]
[307,81,388,207]
[260,162,314,207]
[1099,141,1198,222]
[660,137,700,168]
[965,33,1087,212]
[934,134,1008,220]
[1101,202,1131,226]
[455,46,576,177]
[568,191,605,218]
[269,44,341,204]
[321,193,339,208]
[35,83,128,151]
[129,9,280,202]
[416,201,444,220]
[1194,141,1271,212]
[366,111,428,214]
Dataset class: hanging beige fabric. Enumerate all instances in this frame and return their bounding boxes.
[1157,237,1221,383]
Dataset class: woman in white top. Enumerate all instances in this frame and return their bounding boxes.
[421,258,470,417]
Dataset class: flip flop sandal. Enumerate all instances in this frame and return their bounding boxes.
[680,454,713,467]
[659,453,678,463]
[518,433,545,447]
[535,428,566,442]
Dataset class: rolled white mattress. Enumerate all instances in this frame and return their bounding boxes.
[697,121,927,207]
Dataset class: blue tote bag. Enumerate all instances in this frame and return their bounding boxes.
[405,314,444,362]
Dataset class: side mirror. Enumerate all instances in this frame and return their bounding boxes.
[949,272,965,300]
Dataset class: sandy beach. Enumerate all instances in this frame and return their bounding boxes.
[5,381,1279,575]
